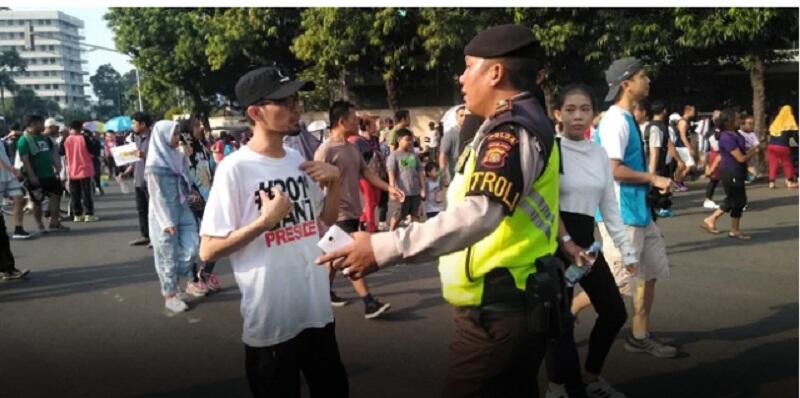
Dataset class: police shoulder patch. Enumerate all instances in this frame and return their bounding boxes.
[480,130,519,169]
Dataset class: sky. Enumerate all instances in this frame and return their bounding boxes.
[14,7,135,99]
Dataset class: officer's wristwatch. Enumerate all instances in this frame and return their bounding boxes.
[559,234,572,245]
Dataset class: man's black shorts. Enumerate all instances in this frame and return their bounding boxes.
[25,177,63,201]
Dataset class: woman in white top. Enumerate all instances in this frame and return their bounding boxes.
[545,84,638,398]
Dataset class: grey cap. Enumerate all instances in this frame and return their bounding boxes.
[604,57,643,102]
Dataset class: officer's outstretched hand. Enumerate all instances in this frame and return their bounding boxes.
[316,231,378,280]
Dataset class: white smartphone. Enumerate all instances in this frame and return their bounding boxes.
[317,225,354,253]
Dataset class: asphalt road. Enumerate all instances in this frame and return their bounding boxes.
[1,178,797,398]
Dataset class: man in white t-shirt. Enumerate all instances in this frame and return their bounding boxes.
[595,57,677,359]
[199,66,348,397]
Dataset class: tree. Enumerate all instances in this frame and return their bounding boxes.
[106,8,306,123]
[292,8,427,110]
[11,88,59,121]
[90,63,126,118]
[106,8,219,121]
[0,49,27,108]
[673,8,798,135]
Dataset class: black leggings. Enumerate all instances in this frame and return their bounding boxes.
[545,212,627,391]
[705,179,719,200]
[720,169,747,218]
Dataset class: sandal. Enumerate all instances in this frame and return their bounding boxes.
[728,232,752,240]
[699,222,720,235]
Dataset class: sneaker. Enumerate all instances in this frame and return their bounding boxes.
[1,268,30,280]
[656,208,675,218]
[129,237,150,246]
[83,215,99,222]
[545,384,568,398]
[185,281,208,297]
[73,215,85,222]
[702,199,719,209]
[201,271,221,292]
[165,296,189,313]
[586,377,626,398]
[378,221,388,231]
[674,182,689,192]
[48,224,70,232]
[330,292,348,307]
[12,228,33,240]
[364,298,391,319]
[624,333,678,358]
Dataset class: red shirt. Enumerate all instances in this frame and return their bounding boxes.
[63,133,96,180]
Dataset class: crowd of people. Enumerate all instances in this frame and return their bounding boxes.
[1,23,798,398]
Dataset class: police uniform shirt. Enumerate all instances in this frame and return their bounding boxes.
[370,92,545,266]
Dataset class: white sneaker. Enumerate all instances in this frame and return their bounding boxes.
[164,296,188,313]
[545,384,568,398]
[586,377,626,398]
[703,199,719,209]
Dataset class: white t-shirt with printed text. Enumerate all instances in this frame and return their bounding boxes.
[200,146,332,347]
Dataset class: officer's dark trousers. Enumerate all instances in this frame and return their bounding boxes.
[442,307,547,398]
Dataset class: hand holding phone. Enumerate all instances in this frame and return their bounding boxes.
[317,225,354,253]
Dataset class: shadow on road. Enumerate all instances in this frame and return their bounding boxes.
[666,225,798,254]
[659,302,798,346]
[0,259,153,303]
[132,362,373,398]
[618,337,798,398]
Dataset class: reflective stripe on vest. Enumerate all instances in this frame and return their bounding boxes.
[438,140,560,307]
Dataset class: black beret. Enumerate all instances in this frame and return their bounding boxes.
[464,24,537,59]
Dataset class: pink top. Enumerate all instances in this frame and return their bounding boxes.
[63,134,96,180]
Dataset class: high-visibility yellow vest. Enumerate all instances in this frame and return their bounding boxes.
[438,132,560,307]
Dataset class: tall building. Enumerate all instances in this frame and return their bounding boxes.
[0,10,88,110]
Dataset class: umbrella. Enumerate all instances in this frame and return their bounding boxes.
[105,116,132,133]
[83,121,105,133]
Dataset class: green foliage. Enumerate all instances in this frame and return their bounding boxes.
[673,8,798,63]
[9,88,59,121]
[89,63,132,119]
[103,7,796,119]
[106,7,304,119]
[292,8,428,109]
[0,49,27,106]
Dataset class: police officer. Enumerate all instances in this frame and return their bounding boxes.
[318,24,562,397]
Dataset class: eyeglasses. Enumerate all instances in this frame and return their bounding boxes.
[256,94,300,109]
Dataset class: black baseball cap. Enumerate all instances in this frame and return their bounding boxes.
[235,66,315,109]
[604,57,644,102]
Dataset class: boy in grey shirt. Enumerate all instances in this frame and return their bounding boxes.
[386,128,425,230]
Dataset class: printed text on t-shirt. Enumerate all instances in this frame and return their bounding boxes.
[254,175,319,247]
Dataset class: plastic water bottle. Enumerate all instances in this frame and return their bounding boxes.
[564,241,602,287]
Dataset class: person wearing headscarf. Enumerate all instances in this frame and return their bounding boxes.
[145,120,206,314]
[766,105,799,189]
